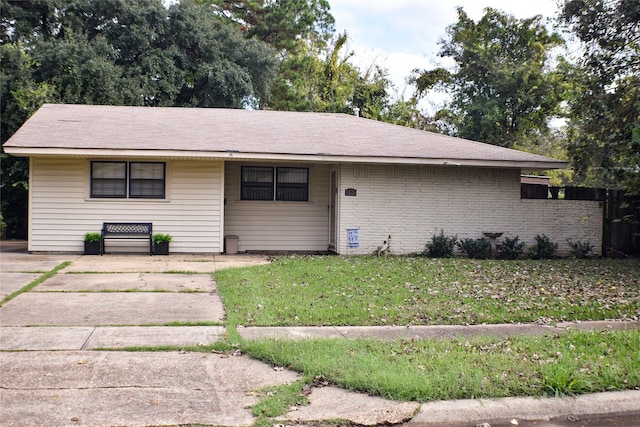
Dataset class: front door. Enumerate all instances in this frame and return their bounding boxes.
[329,169,338,251]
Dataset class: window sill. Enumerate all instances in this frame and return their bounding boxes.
[85,197,171,203]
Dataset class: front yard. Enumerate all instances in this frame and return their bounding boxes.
[216,256,640,327]
[215,256,640,406]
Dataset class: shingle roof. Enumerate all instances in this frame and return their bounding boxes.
[3,104,565,169]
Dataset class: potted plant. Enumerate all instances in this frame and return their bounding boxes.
[83,232,101,255]
[153,233,172,255]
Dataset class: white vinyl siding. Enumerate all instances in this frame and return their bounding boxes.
[28,158,223,253]
[337,164,603,256]
[224,162,330,252]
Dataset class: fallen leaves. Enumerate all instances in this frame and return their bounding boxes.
[216,256,640,326]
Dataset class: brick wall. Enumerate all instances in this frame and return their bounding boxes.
[337,164,603,256]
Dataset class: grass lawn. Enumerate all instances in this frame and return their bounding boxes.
[216,256,640,326]
[242,330,640,401]
[215,256,640,409]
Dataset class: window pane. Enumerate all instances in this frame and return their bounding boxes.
[91,162,126,198]
[276,167,308,201]
[130,163,164,179]
[278,167,308,183]
[241,166,274,200]
[130,162,165,198]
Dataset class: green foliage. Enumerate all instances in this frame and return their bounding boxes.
[251,379,309,423]
[498,236,526,260]
[559,0,640,194]
[168,1,278,108]
[267,31,392,117]
[153,233,173,244]
[424,229,458,258]
[513,130,574,187]
[83,232,101,243]
[567,239,594,259]
[457,237,490,259]
[379,97,442,132]
[206,0,335,54]
[541,363,588,397]
[241,330,640,401]
[528,234,558,259]
[0,0,279,111]
[412,7,564,148]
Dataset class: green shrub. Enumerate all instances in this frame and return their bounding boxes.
[424,229,457,258]
[153,233,173,244]
[529,234,558,259]
[457,237,490,259]
[499,236,526,260]
[83,232,101,243]
[0,214,6,239]
[567,239,594,258]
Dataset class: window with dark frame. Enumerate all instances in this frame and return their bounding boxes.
[241,166,309,201]
[91,161,165,199]
[91,162,127,198]
[129,162,165,199]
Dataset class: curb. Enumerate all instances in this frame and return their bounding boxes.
[407,390,640,426]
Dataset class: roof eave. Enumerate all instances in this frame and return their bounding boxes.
[2,147,567,170]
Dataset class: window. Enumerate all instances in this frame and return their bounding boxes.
[91,161,165,199]
[91,162,126,198]
[129,162,165,198]
[241,166,309,201]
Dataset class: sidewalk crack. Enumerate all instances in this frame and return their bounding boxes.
[80,327,97,350]
[333,326,348,339]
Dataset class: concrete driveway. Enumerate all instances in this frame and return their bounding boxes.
[0,242,271,349]
[0,242,298,426]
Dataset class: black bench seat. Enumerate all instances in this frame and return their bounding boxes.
[101,222,153,256]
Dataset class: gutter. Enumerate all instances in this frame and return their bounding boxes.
[2,147,567,171]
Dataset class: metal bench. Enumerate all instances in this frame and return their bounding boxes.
[101,222,153,256]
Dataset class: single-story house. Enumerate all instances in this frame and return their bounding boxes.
[3,103,603,256]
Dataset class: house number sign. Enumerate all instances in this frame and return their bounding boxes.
[345,188,357,196]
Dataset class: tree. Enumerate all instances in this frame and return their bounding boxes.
[202,0,336,109]
[168,1,278,108]
[0,44,55,239]
[0,0,280,238]
[412,7,565,148]
[559,0,640,193]
[206,0,334,53]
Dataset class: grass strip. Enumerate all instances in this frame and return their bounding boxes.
[140,321,224,327]
[240,329,640,402]
[93,342,236,353]
[0,261,71,306]
[65,271,211,275]
[252,379,311,427]
[216,256,640,326]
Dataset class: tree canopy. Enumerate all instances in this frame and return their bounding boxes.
[412,7,565,149]
[559,0,640,193]
[0,0,279,115]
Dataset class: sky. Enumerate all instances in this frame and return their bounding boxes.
[329,0,561,108]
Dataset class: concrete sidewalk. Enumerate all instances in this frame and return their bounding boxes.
[237,320,640,341]
[0,350,299,426]
[1,242,639,427]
